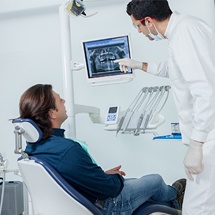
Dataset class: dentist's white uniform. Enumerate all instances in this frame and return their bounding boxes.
[147,11,215,215]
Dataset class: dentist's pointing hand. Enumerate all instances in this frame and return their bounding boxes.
[114,58,142,73]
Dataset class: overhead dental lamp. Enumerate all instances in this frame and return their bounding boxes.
[65,0,97,18]
[65,0,86,16]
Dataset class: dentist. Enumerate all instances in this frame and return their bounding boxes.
[115,0,215,214]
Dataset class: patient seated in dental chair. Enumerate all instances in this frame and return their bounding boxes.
[18,84,186,215]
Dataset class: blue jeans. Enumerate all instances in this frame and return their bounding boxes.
[96,174,178,215]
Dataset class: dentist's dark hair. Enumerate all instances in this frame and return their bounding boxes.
[19,84,56,139]
[127,0,172,25]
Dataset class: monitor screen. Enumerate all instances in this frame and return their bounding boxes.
[82,35,133,85]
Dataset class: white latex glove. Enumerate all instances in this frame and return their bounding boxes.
[114,58,142,73]
[184,140,204,181]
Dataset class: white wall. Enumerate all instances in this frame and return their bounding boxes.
[0,0,214,186]
[0,0,63,181]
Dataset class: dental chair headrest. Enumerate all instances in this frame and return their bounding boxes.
[12,118,43,143]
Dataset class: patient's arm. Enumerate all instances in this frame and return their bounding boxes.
[105,165,126,176]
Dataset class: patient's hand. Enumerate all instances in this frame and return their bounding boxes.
[105,165,126,176]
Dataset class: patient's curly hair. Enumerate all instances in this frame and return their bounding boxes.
[19,84,56,139]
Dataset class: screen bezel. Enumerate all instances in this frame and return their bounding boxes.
[82,34,133,85]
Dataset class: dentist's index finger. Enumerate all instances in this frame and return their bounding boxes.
[114,58,124,63]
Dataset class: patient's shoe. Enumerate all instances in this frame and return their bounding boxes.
[172,178,186,210]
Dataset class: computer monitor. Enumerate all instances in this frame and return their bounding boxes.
[82,35,133,86]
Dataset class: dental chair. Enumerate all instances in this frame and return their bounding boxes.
[12,118,181,215]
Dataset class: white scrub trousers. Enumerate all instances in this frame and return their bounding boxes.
[182,134,215,214]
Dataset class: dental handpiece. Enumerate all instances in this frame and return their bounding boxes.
[142,111,152,133]
[134,112,145,136]
[116,116,125,136]
[122,110,135,133]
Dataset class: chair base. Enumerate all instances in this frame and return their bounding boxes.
[133,204,181,215]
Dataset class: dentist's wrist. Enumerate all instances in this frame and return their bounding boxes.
[190,139,203,147]
[142,62,148,71]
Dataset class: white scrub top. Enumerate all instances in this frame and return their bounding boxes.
[147,11,215,144]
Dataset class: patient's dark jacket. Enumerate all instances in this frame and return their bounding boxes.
[24,128,124,203]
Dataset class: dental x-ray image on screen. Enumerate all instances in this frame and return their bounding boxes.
[83,35,133,85]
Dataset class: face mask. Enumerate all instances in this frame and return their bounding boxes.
[146,23,164,41]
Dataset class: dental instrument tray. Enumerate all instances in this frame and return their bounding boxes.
[104,85,170,136]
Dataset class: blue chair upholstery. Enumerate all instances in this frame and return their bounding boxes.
[13,118,181,215]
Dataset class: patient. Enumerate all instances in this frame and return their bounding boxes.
[18,84,186,215]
